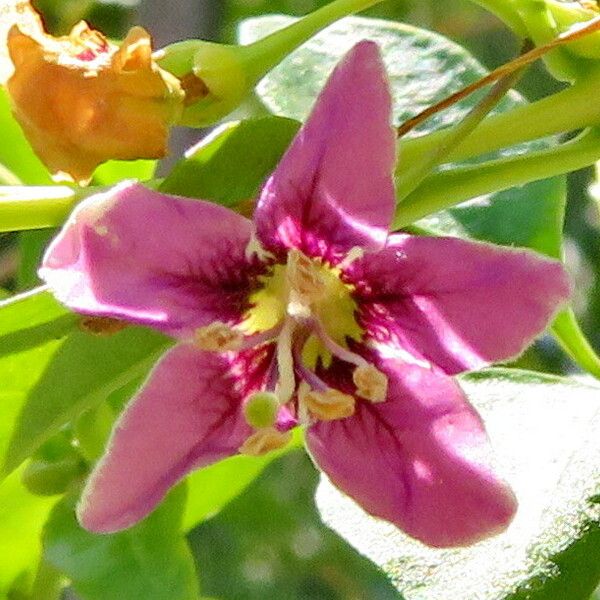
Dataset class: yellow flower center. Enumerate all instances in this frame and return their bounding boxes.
[194,247,388,456]
[244,249,362,367]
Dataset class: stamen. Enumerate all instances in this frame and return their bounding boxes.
[239,324,283,350]
[239,428,292,456]
[300,386,356,421]
[311,318,368,368]
[292,334,328,392]
[287,249,327,305]
[337,246,364,271]
[275,320,296,405]
[195,322,243,352]
[353,364,388,403]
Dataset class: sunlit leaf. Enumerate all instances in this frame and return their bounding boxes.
[316,369,600,599]
[159,116,299,206]
[44,484,199,600]
[0,288,169,478]
[0,467,55,597]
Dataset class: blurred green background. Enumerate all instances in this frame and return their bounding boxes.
[3,1,600,598]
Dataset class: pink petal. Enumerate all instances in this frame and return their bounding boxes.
[349,234,570,374]
[40,182,262,337]
[254,41,395,261]
[77,343,259,533]
[306,361,517,548]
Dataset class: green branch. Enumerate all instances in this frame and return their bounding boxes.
[394,128,600,228]
[396,68,600,174]
[240,0,384,82]
[552,309,600,380]
[0,186,81,232]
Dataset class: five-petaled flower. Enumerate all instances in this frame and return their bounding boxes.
[3,1,183,184]
[40,42,570,547]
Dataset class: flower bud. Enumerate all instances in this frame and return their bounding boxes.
[22,456,85,496]
[4,7,184,184]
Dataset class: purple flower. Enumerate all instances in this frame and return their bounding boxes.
[40,42,570,546]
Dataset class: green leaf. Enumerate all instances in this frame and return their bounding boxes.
[184,456,274,531]
[93,159,157,186]
[0,468,56,597]
[0,288,72,337]
[43,485,199,600]
[159,116,299,206]
[190,452,400,600]
[183,429,304,531]
[0,288,170,478]
[414,176,566,258]
[316,369,600,599]
[0,89,51,185]
[17,230,56,290]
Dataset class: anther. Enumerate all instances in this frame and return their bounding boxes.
[239,428,292,456]
[301,387,356,421]
[312,318,368,368]
[195,322,243,352]
[353,364,388,403]
[337,246,364,270]
[287,249,326,305]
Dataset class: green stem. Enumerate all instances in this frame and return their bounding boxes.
[240,0,384,83]
[552,308,600,380]
[396,68,600,174]
[513,0,581,80]
[467,0,585,80]
[157,0,384,80]
[397,67,524,201]
[0,186,82,232]
[394,128,600,228]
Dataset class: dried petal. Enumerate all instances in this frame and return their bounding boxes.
[5,7,183,183]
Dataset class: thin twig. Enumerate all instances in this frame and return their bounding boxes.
[397,15,600,138]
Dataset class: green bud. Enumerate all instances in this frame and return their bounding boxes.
[75,402,116,463]
[157,0,386,127]
[22,456,85,496]
[244,392,280,429]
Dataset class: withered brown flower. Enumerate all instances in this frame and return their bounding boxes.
[3,5,183,183]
